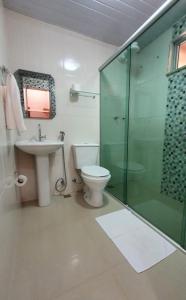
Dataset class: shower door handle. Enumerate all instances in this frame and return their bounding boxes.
[113,116,126,120]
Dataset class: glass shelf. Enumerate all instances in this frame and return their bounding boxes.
[70,88,99,99]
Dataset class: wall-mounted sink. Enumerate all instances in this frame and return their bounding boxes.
[15,140,64,207]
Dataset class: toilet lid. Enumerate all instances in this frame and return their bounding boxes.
[82,165,110,177]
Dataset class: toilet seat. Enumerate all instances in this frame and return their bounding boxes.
[82,173,111,182]
[81,165,110,177]
[116,161,145,174]
[127,161,145,174]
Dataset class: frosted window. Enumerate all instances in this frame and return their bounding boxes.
[177,41,186,68]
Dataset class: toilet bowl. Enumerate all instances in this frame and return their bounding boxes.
[81,165,111,207]
[128,162,145,181]
[72,143,111,207]
[116,161,145,181]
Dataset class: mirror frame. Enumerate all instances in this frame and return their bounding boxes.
[14,69,56,119]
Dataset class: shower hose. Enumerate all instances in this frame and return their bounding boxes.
[55,143,67,193]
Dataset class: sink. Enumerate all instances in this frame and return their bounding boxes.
[15,140,64,156]
[15,140,64,207]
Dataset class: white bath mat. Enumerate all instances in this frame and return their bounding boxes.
[96,209,176,273]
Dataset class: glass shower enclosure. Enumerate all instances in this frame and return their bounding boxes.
[100,0,186,250]
[100,49,130,202]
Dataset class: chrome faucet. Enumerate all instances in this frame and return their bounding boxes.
[38,124,46,141]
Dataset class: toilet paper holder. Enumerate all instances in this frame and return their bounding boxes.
[15,171,28,187]
[4,172,28,189]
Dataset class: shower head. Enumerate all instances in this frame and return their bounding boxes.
[117,43,140,64]
[131,42,140,53]
[117,51,128,64]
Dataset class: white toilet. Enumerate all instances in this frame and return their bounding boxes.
[72,144,111,207]
[116,161,145,181]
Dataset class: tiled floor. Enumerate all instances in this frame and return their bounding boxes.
[3,192,186,300]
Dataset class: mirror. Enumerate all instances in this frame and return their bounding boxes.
[14,69,56,119]
[23,87,50,119]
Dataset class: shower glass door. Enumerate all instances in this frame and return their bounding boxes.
[100,49,130,202]
[127,6,186,246]
[100,1,186,249]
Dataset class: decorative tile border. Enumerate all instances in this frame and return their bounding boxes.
[14,69,56,119]
[161,67,186,202]
[173,14,186,40]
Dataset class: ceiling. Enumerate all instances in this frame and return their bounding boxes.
[3,0,166,46]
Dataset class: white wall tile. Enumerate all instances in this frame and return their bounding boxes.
[0,3,20,297]
[4,9,115,199]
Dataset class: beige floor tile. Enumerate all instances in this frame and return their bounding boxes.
[112,250,186,300]
[3,193,186,300]
[7,195,124,300]
[54,271,128,300]
[0,203,21,300]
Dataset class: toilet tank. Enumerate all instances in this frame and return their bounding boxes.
[72,143,99,169]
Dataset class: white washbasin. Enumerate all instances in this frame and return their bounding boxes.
[15,139,64,207]
[15,140,64,156]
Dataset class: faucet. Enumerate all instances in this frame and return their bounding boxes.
[38,124,46,141]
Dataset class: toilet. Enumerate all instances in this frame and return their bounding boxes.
[72,144,111,207]
[127,161,145,181]
[116,161,145,181]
